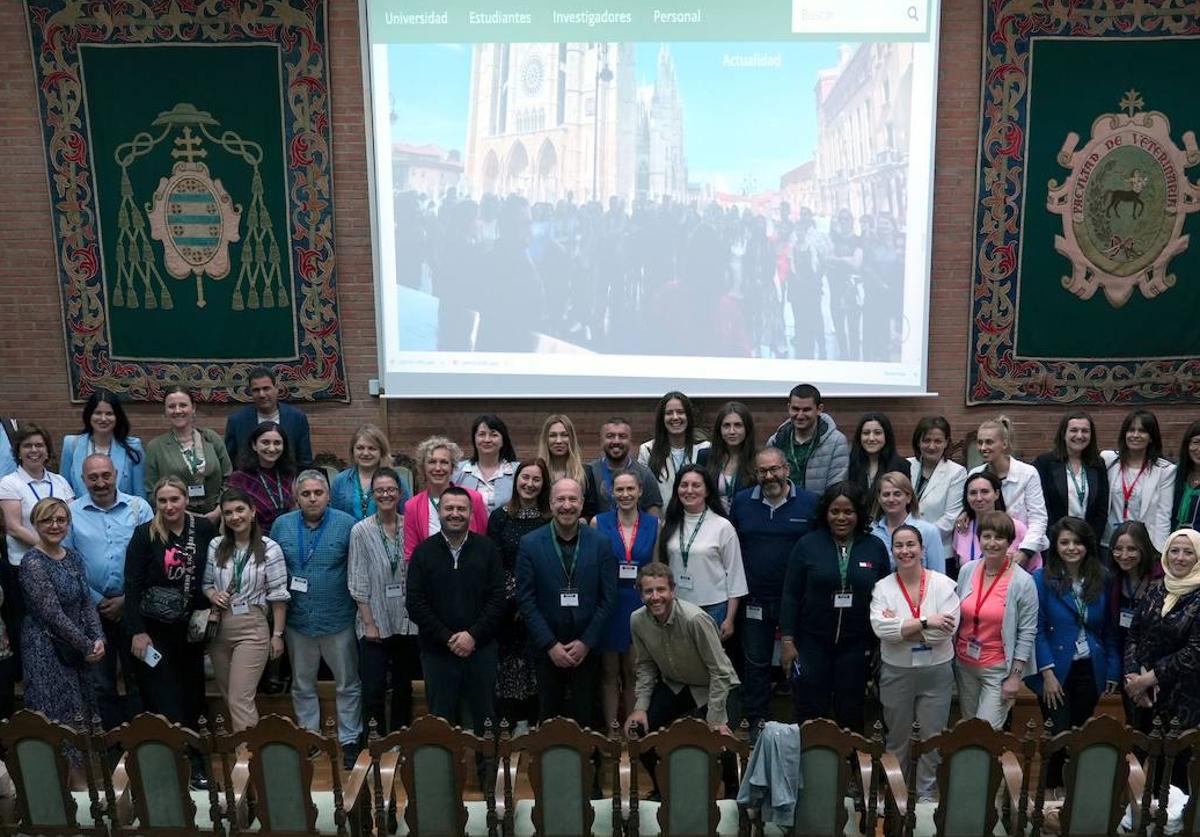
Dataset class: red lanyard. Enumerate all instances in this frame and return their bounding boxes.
[618,515,640,564]
[1121,462,1149,519]
[897,570,927,620]
[971,562,1008,635]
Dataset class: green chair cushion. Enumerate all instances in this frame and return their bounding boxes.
[15,738,69,827]
[135,741,188,827]
[1066,743,1120,834]
[260,742,311,832]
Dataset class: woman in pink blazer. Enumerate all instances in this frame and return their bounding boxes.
[403,436,488,560]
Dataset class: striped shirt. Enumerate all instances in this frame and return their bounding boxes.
[202,536,291,609]
[348,515,417,639]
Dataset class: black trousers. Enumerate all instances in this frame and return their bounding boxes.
[134,626,206,730]
[92,611,142,731]
[360,635,419,736]
[420,644,498,736]
[1038,658,1100,789]
[535,652,600,728]
[639,682,742,796]
[791,638,871,733]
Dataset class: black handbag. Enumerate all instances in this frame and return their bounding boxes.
[139,516,198,625]
[49,635,85,668]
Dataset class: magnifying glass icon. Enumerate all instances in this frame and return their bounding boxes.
[907,5,919,20]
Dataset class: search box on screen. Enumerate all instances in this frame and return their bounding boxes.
[792,0,929,36]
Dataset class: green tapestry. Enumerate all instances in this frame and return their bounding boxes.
[968,1,1200,404]
[25,0,347,402]
[82,44,295,360]
[1017,38,1200,360]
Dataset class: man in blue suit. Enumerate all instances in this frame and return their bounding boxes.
[517,477,617,726]
[223,367,313,467]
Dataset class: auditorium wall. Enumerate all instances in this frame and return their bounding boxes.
[0,2,1194,468]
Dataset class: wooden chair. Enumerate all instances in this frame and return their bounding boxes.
[212,713,371,836]
[497,717,622,837]
[1157,722,1197,836]
[625,716,751,837]
[101,712,224,835]
[1030,713,1151,837]
[881,717,1034,837]
[780,718,881,837]
[0,709,105,837]
[369,713,496,836]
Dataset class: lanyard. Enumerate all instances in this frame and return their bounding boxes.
[296,513,330,570]
[1121,461,1149,519]
[679,510,707,571]
[258,471,287,511]
[618,514,640,564]
[836,541,852,589]
[897,570,927,620]
[722,471,737,501]
[915,465,931,499]
[971,561,1009,636]
[1070,585,1088,627]
[232,548,251,593]
[551,533,577,586]
[175,431,203,477]
[376,515,401,574]
[969,521,977,563]
[1067,463,1087,509]
[354,474,371,518]
[26,478,53,502]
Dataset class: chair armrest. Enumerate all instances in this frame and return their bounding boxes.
[376,751,401,810]
[879,751,908,819]
[1126,753,1146,814]
[619,752,631,817]
[342,749,373,813]
[110,754,132,825]
[999,751,1025,808]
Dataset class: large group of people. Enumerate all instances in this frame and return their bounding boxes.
[1,371,1200,801]
[404,189,906,362]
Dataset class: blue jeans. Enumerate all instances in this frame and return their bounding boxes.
[739,598,780,724]
[702,601,729,625]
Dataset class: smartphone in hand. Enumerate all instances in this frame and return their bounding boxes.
[144,645,163,668]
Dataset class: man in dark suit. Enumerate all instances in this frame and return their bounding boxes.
[223,367,313,467]
[516,477,617,725]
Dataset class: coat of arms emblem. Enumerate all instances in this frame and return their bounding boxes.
[113,103,287,310]
[1047,90,1200,308]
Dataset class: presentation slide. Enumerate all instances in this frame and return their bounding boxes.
[363,0,941,397]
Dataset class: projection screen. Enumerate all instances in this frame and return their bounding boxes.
[362,0,941,397]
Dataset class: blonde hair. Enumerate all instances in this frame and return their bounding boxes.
[537,414,586,487]
[878,471,920,516]
[348,423,392,467]
[977,415,1015,454]
[415,436,463,488]
[30,497,70,529]
[149,476,192,543]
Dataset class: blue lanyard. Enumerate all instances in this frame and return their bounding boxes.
[27,479,53,502]
[296,512,330,570]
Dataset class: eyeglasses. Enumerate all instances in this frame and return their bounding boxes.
[41,516,69,526]
[756,465,785,477]
[373,487,399,496]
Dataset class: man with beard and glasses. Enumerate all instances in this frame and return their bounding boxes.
[728,448,817,731]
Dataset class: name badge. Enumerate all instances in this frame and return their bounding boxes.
[560,590,579,608]
[966,638,983,660]
[1075,636,1090,657]
[745,605,764,621]
[677,573,695,590]
[858,561,873,568]
[619,563,639,580]
[187,484,206,499]
[833,592,853,609]
[290,576,309,593]
[911,644,933,667]
[385,583,404,599]
[1119,610,1134,628]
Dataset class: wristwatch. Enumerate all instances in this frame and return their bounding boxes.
[920,617,928,629]
[272,631,284,639]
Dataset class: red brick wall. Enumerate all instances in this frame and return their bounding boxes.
[0,3,1194,472]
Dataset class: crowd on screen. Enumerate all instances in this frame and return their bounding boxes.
[2,370,1200,801]
[400,189,906,362]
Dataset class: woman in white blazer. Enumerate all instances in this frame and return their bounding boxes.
[967,416,1049,558]
[637,391,710,501]
[1101,409,1176,552]
[906,416,967,567]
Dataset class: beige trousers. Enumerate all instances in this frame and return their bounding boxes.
[209,606,269,731]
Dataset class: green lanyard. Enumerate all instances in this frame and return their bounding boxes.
[175,432,202,476]
[836,541,852,589]
[551,533,576,587]
[680,510,707,571]
[1067,464,1087,509]
[376,515,401,574]
[232,548,251,593]
[1071,583,1088,628]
